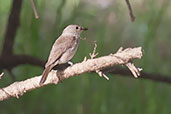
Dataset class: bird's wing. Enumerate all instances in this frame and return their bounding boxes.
[45,35,76,68]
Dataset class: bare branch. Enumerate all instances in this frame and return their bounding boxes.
[0,55,45,70]
[104,67,171,84]
[2,0,22,55]
[125,0,135,22]
[30,0,39,19]
[0,47,142,101]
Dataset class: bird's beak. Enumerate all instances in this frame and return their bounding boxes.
[80,27,88,31]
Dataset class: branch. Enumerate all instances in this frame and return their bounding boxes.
[0,47,142,101]
[2,0,22,55]
[0,55,45,70]
[104,67,171,84]
[125,0,135,22]
[30,0,39,19]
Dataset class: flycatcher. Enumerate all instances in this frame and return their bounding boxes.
[39,25,87,84]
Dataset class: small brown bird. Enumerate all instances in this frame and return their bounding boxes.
[39,25,87,84]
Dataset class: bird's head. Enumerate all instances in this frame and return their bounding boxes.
[62,25,88,37]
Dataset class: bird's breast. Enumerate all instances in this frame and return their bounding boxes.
[58,38,79,64]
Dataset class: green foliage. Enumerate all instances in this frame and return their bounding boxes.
[0,0,171,114]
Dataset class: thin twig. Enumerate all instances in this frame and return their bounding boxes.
[0,72,4,79]
[126,62,142,78]
[89,41,109,80]
[117,47,123,53]
[82,57,87,63]
[30,0,39,19]
[80,37,87,40]
[96,70,109,80]
[89,41,98,59]
[125,0,135,22]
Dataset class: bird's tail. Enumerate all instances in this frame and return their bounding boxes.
[39,64,54,85]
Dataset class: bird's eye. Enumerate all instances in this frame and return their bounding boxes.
[76,26,79,29]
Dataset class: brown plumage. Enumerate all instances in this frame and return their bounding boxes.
[39,25,87,84]
[39,64,54,84]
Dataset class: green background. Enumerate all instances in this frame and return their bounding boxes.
[0,0,171,114]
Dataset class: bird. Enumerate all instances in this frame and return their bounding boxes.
[39,25,88,84]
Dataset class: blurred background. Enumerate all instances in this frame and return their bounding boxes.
[0,0,171,113]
